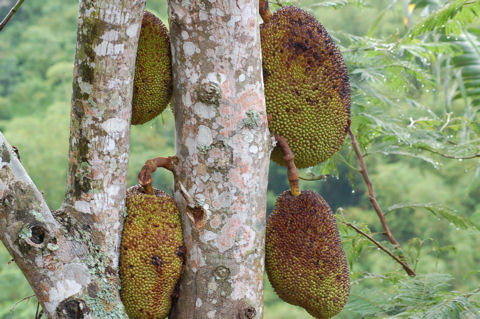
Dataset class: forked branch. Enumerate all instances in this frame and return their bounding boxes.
[348,128,401,248]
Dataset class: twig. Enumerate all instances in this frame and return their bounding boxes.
[420,146,480,160]
[0,0,26,32]
[259,0,273,23]
[344,222,416,276]
[464,288,480,298]
[299,174,329,181]
[275,135,300,196]
[138,156,174,195]
[440,112,453,132]
[348,128,401,248]
[9,294,35,318]
[35,302,44,319]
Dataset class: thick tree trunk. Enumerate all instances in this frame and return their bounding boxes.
[168,0,271,318]
[0,0,144,317]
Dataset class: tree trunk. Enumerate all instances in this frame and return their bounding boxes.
[168,0,271,318]
[0,0,144,317]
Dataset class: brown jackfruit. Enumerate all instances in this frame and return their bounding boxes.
[261,7,351,168]
[119,185,184,319]
[131,11,172,125]
[266,190,350,318]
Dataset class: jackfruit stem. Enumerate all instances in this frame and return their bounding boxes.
[259,0,273,23]
[275,135,301,196]
[138,156,174,195]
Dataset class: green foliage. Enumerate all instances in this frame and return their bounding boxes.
[409,0,480,37]
[346,273,480,318]
[452,29,480,107]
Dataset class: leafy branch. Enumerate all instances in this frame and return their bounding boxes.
[408,0,480,37]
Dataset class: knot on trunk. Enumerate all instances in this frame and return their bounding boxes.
[56,298,88,319]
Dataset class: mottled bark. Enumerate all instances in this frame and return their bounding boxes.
[0,0,145,317]
[168,0,271,318]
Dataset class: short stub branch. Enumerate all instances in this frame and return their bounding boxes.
[177,182,207,230]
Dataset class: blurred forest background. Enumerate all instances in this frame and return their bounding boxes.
[1,0,480,318]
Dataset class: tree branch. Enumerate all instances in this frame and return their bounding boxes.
[0,132,87,316]
[348,127,402,248]
[0,0,25,32]
[349,128,417,276]
[344,222,416,276]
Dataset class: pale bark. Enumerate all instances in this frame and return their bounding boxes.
[0,0,145,317]
[168,0,271,318]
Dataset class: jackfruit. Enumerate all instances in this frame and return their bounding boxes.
[131,11,172,125]
[119,185,184,319]
[266,190,350,318]
[261,7,350,168]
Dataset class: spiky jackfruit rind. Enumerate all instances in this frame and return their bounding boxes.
[119,185,184,319]
[261,7,351,168]
[131,11,172,125]
[266,190,350,318]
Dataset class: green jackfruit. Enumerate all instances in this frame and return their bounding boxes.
[131,11,172,125]
[261,7,350,168]
[119,185,184,319]
[266,190,350,318]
